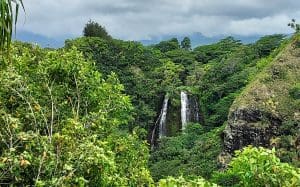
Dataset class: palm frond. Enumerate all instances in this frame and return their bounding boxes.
[0,0,25,53]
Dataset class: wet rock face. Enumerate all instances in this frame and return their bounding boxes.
[188,95,201,123]
[223,107,282,154]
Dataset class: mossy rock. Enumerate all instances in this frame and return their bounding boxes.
[223,34,300,160]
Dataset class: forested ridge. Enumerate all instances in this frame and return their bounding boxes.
[0,1,300,185]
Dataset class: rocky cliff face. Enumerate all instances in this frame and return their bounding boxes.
[188,95,201,124]
[223,107,282,153]
[222,35,300,162]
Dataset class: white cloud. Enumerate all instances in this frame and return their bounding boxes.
[226,14,293,36]
[17,0,300,40]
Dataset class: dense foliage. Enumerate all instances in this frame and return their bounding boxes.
[213,146,300,187]
[149,124,223,181]
[158,176,218,187]
[154,38,180,53]
[64,37,172,137]
[62,34,299,184]
[0,31,299,186]
[64,34,285,134]
[0,44,152,186]
[189,35,285,128]
[1,1,299,185]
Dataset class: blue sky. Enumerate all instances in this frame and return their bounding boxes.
[16,0,300,47]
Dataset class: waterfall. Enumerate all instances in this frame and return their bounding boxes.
[181,92,201,131]
[150,94,169,150]
[181,91,189,131]
[159,95,169,138]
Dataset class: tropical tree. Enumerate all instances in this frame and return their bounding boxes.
[0,0,24,52]
[0,45,153,186]
[83,19,112,40]
[214,146,300,187]
[181,37,191,50]
[154,38,180,52]
[288,19,300,33]
[153,60,184,95]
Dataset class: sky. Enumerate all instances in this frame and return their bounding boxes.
[17,0,300,43]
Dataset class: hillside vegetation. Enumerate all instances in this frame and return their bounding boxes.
[224,34,300,168]
[0,33,299,186]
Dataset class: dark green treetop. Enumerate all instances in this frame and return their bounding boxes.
[83,19,112,40]
[154,38,180,53]
[181,37,191,50]
[288,19,300,33]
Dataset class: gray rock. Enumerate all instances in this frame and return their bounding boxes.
[223,107,282,154]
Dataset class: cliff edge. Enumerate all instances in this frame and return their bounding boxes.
[223,35,300,159]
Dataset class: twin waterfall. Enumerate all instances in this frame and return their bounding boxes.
[156,91,200,139]
[180,91,189,131]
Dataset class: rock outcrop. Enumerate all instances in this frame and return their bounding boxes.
[223,107,282,153]
[222,35,300,158]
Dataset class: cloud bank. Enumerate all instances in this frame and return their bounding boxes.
[17,0,300,40]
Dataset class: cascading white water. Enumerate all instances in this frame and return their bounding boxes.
[181,91,189,131]
[159,95,169,138]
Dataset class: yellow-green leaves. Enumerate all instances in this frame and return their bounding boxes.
[0,44,152,186]
[227,146,300,187]
[158,176,219,187]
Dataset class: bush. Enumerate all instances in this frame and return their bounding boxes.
[211,172,240,187]
[289,84,300,99]
[158,176,218,187]
[224,146,300,187]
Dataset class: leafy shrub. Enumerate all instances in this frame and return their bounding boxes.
[289,84,300,99]
[223,146,300,187]
[158,176,218,187]
[211,172,240,187]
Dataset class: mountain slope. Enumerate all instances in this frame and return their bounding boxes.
[223,34,300,166]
